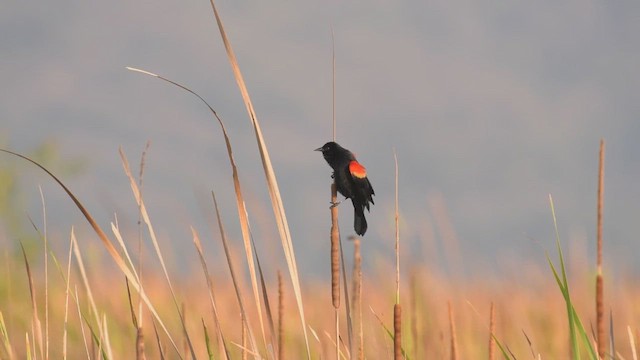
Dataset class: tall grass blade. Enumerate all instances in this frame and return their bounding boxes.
[126,66,271,355]
[202,320,215,360]
[0,312,15,359]
[370,306,411,360]
[101,314,114,360]
[0,148,182,356]
[609,310,614,360]
[252,236,277,359]
[211,192,260,359]
[125,279,146,360]
[25,333,31,360]
[20,242,43,360]
[547,195,597,360]
[192,227,231,359]
[119,149,196,358]
[70,230,111,359]
[206,3,311,356]
[74,287,91,359]
[628,326,637,360]
[152,320,167,360]
[36,187,50,360]
[62,236,74,360]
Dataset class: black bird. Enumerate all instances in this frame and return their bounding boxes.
[315,141,375,236]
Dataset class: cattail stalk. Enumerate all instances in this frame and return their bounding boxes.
[350,237,364,360]
[393,150,402,360]
[596,139,606,359]
[488,302,495,360]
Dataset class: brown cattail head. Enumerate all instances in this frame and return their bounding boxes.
[331,182,341,309]
[394,304,402,360]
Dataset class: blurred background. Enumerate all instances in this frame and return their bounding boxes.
[1,0,639,278]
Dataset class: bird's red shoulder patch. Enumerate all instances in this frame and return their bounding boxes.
[349,160,367,179]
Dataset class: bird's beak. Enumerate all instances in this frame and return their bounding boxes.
[314,147,323,152]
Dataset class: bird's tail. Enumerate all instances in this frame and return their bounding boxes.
[354,205,367,236]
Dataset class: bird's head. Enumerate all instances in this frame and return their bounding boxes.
[314,141,339,154]
[315,141,353,168]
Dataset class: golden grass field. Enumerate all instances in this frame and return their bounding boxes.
[1,2,639,359]
[1,230,639,359]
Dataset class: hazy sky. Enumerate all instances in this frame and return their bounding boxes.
[2,1,639,277]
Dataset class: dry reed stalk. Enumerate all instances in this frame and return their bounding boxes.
[488,302,495,360]
[211,192,260,359]
[101,314,114,360]
[181,303,191,360]
[191,227,230,359]
[25,333,31,359]
[125,278,146,360]
[0,312,14,359]
[278,271,284,360]
[340,238,354,354]
[253,241,278,359]
[331,29,336,142]
[448,301,458,360]
[120,149,196,358]
[62,236,74,360]
[70,230,114,358]
[126,68,270,355]
[394,150,400,303]
[152,321,167,360]
[20,243,43,359]
[596,139,605,359]
[393,150,402,360]
[350,237,360,313]
[136,141,150,340]
[206,2,311,356]
[628,326,638,360]
[242,315,248,360]
[1,148,183,354]
[74,287,90,359]
[36,188,49,360]
[349,236,363,360]
[394,304,402,360]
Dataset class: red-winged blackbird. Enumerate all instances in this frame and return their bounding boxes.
[315,141,375,236]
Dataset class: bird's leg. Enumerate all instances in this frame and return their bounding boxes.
[330,200,342,208]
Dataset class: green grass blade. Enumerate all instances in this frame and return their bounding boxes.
[548,195,597,360]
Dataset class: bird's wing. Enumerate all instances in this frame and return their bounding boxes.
[348,160,367,179]
[348,160,375,208]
